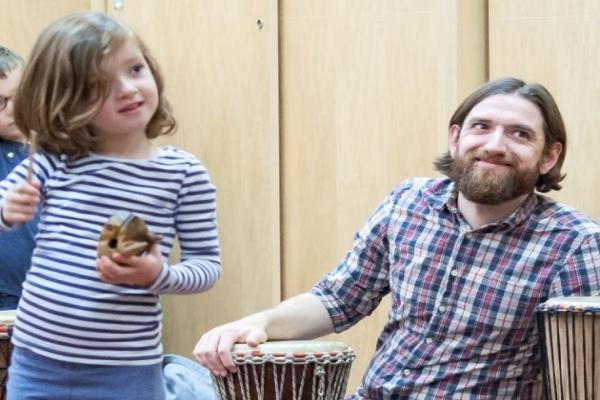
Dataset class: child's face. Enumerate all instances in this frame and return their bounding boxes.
[89,37,159,146]
[0,67,24,142]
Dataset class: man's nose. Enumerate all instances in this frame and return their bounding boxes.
[483,127,508,152]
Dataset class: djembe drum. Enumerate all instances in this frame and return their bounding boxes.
[0,310,16,400]
[211,340,356,400]
[537,297,600,400]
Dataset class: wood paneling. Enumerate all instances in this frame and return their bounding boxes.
[489,0,600,220]
[279,0,487,390]
[107,0,281,357]
[0,0,99,58]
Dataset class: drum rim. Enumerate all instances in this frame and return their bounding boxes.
[229,340,356,365]
[231,340,351,353]
[538,296,600,312]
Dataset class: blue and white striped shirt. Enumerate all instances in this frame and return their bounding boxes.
[312,178,600,399]
[0,146,221,365]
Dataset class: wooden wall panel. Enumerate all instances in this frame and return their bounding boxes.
[489,0,600,220]
[0,0,100,58]
[279,0,487,391]
[107,0,281,357]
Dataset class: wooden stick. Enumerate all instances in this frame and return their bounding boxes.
[27,130,38,184]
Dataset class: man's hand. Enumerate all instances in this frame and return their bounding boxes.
[193,318,268,377]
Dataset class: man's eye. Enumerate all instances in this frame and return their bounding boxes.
[472,122,486,129]
[514,130,530,139]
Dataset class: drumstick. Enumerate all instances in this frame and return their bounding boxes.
[27,130,38,183]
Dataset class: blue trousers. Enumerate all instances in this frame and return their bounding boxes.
[7,346,166,400]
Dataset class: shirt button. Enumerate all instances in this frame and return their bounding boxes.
[450,269,459,277]
[7,151,15,158]
[403,368,411,376]
[425,338,433,344]
[438,305,447,313]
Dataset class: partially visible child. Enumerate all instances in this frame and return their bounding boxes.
[0,12,221,400]
[0,46,38,311]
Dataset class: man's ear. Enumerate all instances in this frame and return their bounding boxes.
[448,124,461,158]
[539,142,563,175]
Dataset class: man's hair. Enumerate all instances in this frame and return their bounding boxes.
[0,46,24,78]
[14,11,176,157]
[433,77,567,192]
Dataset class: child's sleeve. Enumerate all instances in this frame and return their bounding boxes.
[148,160,221,294]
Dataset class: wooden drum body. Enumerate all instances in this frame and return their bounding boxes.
[537,297,600,400]
[0,310,16,400]
[211,340,356,400]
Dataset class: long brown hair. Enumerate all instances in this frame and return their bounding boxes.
[434,77,567,192]
[14,11,176,157]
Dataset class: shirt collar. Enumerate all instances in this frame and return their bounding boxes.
[424,178,539,230]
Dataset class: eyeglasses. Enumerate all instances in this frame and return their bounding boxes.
[0,95,12,112]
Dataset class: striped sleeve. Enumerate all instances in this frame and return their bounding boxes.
[148,158,221,294]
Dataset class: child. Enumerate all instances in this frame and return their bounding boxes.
[0,12,221,400]
[0,46,38,311]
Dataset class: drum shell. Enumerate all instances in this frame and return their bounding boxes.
[538,299,600,400]
[0,310,15,400]
[0,338,11,400]
[211,341,356,400]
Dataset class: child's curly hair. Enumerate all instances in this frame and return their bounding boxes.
[14,11,176,157]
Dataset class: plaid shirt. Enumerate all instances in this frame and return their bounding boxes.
[312,178,600,399]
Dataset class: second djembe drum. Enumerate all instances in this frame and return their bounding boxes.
[537,297,600,400]
[0,310,16,400]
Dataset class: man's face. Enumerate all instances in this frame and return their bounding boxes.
[0,68,24,142]
[447,94,561,205]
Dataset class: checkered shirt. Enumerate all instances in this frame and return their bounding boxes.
[312,178,600,399]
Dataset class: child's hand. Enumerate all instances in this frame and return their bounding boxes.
[1,182,41,226]
[96,244,164,287]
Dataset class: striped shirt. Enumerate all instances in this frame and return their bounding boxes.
[312,178,600,399]
[0,146,221,365]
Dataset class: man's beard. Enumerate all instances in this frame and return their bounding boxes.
[447,152,540,205]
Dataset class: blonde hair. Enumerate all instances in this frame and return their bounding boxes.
[14,11,176,156]
[0,46,24,78]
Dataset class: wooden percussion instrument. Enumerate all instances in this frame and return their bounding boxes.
[0,310,16,400]
[211,340,356,400]
[537,297,600,399]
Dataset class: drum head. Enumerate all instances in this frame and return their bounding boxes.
[539,296,600,312]
[0,310,16,324]
[232,340,350,355]
[0,310,16,339]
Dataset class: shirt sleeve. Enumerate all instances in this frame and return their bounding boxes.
[148,160,221,294]
[550,232,600,297]
[311,185,406,332]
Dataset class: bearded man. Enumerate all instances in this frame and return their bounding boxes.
[194,77,600,399]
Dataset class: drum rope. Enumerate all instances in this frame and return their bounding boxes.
[213,346,356,399]
[272,360,286,400]
[249,362,265,399]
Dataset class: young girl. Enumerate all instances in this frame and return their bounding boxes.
[0,12,221,400]
[0,47,38,311]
